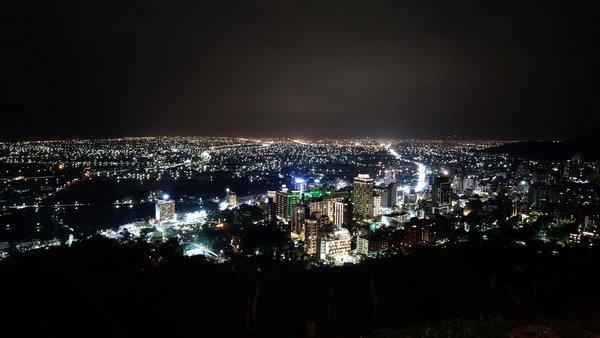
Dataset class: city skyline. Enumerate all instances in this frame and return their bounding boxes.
[6,0,598,141]
[1,137,600,336]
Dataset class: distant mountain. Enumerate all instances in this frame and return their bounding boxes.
[480,138,600,161]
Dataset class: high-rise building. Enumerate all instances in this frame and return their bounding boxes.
[308,198,326,215]
[334,198,353,228]
[373,194,382,216]
[305,193,340,222]
[155,199,176,223]
[291,202,309,238]
[353,174,374,217]
[452,175,463,193]
[387,183,398,208]
[374,186,387,207]
[303,212,331,256]
[324,196,337,221]
[267,197,277,223]
[431,176,451,214]
[276,189,287,220]
[276,188,301,222]
[303,218,319,256]
[227,191,237,207]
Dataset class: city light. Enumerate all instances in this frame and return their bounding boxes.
[2,137,598,277]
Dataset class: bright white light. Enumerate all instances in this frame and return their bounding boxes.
[314,179,321,184]
[295,177,305,184]
[163,194,170,200]
[442,169,449,176]
[521,181,527,185]
[185,248,204,256]
[186,210,208,221]
[415,163,426,192]
[386,146,425,192]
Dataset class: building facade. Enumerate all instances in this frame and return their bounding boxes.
[353,174,374,217]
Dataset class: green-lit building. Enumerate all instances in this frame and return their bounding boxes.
[276,189,301,222]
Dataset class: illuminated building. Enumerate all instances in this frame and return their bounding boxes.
[463,176,477,192]
[155,198,176,223]
[276,188,301,222]
[452,175,463,193]
[267,197,277,223]
[294,177,306,194]
[431,176,451,214]
[353,174,374,217]
[387,183,398,208]
[357,235,389,255]
[305,188,327,199]
[334,198,353,228]
[306,195,338,222]
[318,226,352,260]
[374,186,387,207]
[356,236,369,255]
[373,194,381,216]
[303,217,320,256]
[276,190,287,221]
[227,191,237,207]
[380,211,410,226]
[308,198,326,216]
[291,202,309,238]
[324,196,337,221]
[303,212,330,256]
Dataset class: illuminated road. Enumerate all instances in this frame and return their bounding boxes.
[386,145,426,192]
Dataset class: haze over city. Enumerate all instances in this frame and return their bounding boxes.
[6,0,598,141]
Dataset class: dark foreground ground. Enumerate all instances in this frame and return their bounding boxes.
[1,237,599,337]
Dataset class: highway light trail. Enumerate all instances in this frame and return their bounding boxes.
[386,144,426,192]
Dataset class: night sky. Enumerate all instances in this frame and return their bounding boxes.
[6,1,599,141]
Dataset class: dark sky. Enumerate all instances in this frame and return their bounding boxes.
[5,1,599,141]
